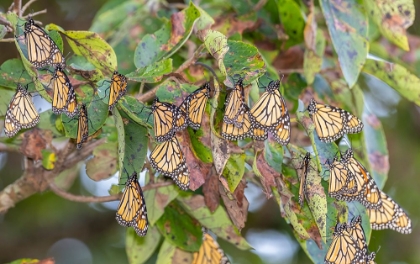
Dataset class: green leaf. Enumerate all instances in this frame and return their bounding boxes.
[113,108,125,185]
[363,59,420,106]
[144,185,179,225]
[223,40,266,81]
[90,1,141,34]
[0,25,7,40]
[365,0,414,51]
[116,96,152,128]
[86,142,118,181]
[119,111,149,183]
[264,140,283,173]
[304,29,325,85]
[44,26,64,53]
[126,226,161,264]
[66,55,103,82]
[126,59,173,83]
[320,0,368,87]
[63,30,117,77]
[133,2,201,68]
[41,150,56,170]
[156,202,202,252]
[195,5,215,30]
[202,30,228,76]
[0,59,32,89]
[222,153,245,192]
[156,239,193,264]
[277,0,305,48]
[178,194,251,250]
[0,89,15,116]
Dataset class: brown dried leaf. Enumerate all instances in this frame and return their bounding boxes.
[211,134,229,177]
[219,180,248,230]
[178,130,212,191]
[203,167,221,212]
[272,46,304,71]
[256,151,281,198]
[304,2,317,51]
[85,142,118,181]
[20,128,48,160]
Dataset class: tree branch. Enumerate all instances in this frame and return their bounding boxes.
[48,181,173,203]
[21,0,38,15]
[0,138,106,213]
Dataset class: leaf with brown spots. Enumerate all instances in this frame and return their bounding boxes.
[177,195,251,250]
[126,226,161,264]
[63,31,117,77]
[133,2,200,68]
[155,202,202,251]
[86,142,118,181]
[254,151,280,198]
[20,128,49,160]
[365,0,414,51]
[156,239,193,263]
[319,0,368,87]
[219,180,248,230]
[203,167,221,212]
[144,185,179,225]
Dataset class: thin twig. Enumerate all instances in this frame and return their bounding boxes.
[48,181,173,203]
[139,82,145,95]
[8,2,15,12]
[0,143,21,152]
[136,86,158,103]
[23,9,47,19]
[174,44,205,74]
[0,17,12,28]
[21,0,38,15]
[0,38,16,43]
[253,0,268,12]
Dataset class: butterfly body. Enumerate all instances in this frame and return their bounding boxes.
[51,66,78,117]
[152,99,187,142]
[180,82,210,130]
[108,71,128,111]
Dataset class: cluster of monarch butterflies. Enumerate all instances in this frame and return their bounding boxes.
[325,216,376,264]
[3,14,413,264]
[4,17,128,150]
[297,99,412,262]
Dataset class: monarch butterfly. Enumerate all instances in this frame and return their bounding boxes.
[51,66,78,118]
[249,80,291,145]
[108,71,128,111]
[115,172,148,236]
[221,109,251,141]
[192,229,230,264]
[149,137,190,190]
[340,149,382,209]
[367,190,411,234]
[179,82,211,130]
[76,104,88,149]
[297,153,311,207]
[324,222,365,264]
[21,17,65,69]
[223,79,247,128]
[345,216,377,263]
[152,98,187,142]
[4,84,40,137]
[327,157,357,199]
[308,99,363,143]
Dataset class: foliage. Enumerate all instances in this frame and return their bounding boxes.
[0,0,418,263]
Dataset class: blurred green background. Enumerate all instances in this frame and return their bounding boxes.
[0,0,419,263]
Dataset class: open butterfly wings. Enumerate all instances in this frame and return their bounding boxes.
[4,84,40,137]
[23,18,65,69]
[340,149,382,209]
[115,172,148,236]
[308,99,363,143]
[328,157,357,199]
[108,71,128,111]
[367,190,411,234]
[152,99,187,142]
[325,217,377,264]
[180,82,211,130]
[192,231,230,264]
[324,223,363,264]
[52,67,78,117]
[249,81,291,145]
[76,104,89,149]
[328,149,412,234]
[149,137,190,190]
